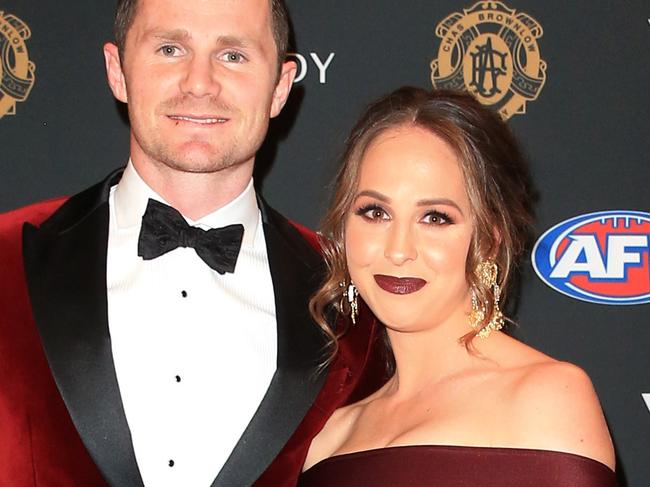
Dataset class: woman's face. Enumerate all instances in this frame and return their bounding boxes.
[345,125,474,332]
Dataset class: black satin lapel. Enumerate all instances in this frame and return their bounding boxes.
[212,201,328,487]
[23,171,144,487]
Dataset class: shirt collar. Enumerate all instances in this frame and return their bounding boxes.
[113,160,260,246]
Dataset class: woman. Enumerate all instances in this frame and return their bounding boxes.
[300,88,616,486]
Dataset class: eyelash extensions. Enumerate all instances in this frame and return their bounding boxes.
[354,204,454,225]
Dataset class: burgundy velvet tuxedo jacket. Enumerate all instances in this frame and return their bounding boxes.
[0,170,383,487]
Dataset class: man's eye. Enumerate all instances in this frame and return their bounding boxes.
[159,45,180,56]
[222,51,246,63]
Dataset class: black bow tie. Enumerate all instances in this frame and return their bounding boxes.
[137,199,244,274]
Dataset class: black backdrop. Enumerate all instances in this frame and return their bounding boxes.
[1,1,649,485]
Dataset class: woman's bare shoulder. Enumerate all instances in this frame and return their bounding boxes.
[507,358,615,470]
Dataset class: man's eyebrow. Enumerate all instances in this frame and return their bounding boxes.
[144,31,258,51]
[215,35,253,49]
[146,29,191,41]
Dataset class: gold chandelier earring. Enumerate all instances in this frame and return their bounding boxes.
[468,260,505,338]
[340,280,359,325]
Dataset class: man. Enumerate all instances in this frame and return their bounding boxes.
[0,0,380,485]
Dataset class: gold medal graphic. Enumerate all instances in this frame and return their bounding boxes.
[0,11,36,119]
[431,1,546,119]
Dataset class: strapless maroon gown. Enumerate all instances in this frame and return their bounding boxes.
[298,445,617,486]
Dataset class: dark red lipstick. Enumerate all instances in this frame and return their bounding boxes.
[374,275,427,295]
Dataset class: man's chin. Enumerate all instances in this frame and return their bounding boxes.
[159,150,239,175]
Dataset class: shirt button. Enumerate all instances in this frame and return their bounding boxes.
[169,459,175,467]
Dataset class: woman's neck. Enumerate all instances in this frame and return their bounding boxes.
[382,311,493,399]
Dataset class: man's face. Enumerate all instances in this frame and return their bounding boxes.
[104,0,295,175]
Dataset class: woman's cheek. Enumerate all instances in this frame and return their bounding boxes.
[420,231,472,273]
[345,220,382,270]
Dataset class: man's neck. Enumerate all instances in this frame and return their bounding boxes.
[131,160,255,221]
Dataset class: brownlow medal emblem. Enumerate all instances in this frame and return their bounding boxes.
[0,11,36,119]
[431,1,546,119]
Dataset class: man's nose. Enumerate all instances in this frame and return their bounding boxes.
[179,55,221,98]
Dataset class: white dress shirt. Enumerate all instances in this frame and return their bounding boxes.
[106,162,277,486]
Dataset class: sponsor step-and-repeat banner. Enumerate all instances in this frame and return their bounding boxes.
[1,1,649,485]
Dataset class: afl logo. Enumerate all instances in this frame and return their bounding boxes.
[532,211,650,305]
[0,11,36,119]
[430,1,546,120]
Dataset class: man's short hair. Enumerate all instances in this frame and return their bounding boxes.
[113,0,290,66]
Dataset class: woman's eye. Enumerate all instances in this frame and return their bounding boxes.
[422,211,451,225]
[356,205,389,221]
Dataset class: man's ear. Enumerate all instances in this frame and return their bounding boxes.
[103,42,128,103]
[270,60,297,118]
